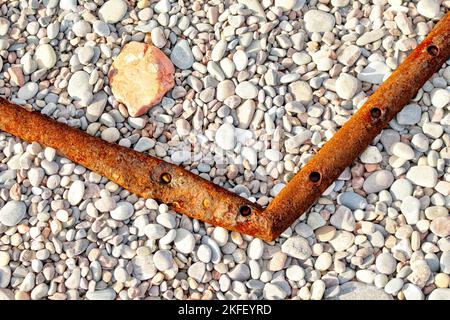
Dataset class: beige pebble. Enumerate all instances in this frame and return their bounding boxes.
[435,273,449,288]
[315,225,336,242]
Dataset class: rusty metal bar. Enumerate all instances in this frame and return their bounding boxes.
[0,12,449,242]
[264,11,450,239]
[0,98,275,240]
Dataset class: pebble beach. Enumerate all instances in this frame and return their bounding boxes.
[0,0,449,300]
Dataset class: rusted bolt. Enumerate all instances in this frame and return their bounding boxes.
[239,205,251,217]
[160,172,172,184]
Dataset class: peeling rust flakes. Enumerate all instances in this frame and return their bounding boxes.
[202,198,210,208]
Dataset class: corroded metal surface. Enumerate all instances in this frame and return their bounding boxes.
[264,11,450,239]
[0,13,449,242]
[0,98,274,240]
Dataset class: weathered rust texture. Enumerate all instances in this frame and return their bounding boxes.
[0,13,449,242]
[0,98,276,240]
[264,12,450,240]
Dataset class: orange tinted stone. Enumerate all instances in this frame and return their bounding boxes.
[109,41,175,117]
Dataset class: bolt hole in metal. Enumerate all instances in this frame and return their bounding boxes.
[239,205,252,217]
[309,171,322,183]
[160,172,172,184]
[427,44,439,56]
[370,107,382,122]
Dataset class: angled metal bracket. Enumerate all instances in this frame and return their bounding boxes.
[0,13,449,241]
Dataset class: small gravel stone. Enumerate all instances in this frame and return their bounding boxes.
[363,170,394,193]
[265,149,282,162]
[376,253,397,275]
[154,0,172,13]
[144,224,166,240]
[330,206,355,231]
[0,252,10,267]
[422,122,443,138]
[329,231,355,251]
[211,40,227,62]
[435,273,450,288]
[304,10,335,32]
[406,166,438,188]
[336,73,359,100]
[357,61,390,84]
[333,282,392,300]
[403,283,424,300]
[247,238,264,260]
[396,104,422,125]
[0,288,14,300]
[408,259,431,288]
[431,88,450,108]
[188,262,206,282]
[264,283,287,300]
[315,226,336,242]
[286,265,305,281]
[337,192,367,210]
[34,44,57,69]
[110,202,134,221]
[132,254,157,280]
[288,81,313,104]
[216,80,235,102]
[228,264,250,281]
[417,0,440,19]
[211,227,228,247]
[356,29,385,46]
[390,179,413,201]
[215,123,235,151]
[440,251,450,274]
[337,45,361,66]
[101,127,120,143]
[281,236,312,260]
[17,82,39,100]
[430,217,450,237]
[151,27,166,48]
[28,167,44,187]
[68,71,93,106]
[235,81,258,99]
[233,50,249,72]
[78,46,94,65]
[86,288,116,300]
[93,20,110,36]
[401,196,421,225]
[0,201,26,227]
[315,253,332,271]
[67,180,85,206]
[197,244,212,263]
[174,228,195,254]
[99,0,127,24]
[311,280,326,300]
[391,142,415,160]
[153,250,173,271]
[171,39,194,70]
[72,20,91,37]
[30,283,48,300]
[360,146,382,164]
[428,288,450,300]
[134,137,155,152]
[384,278,404,295]
[236,100,256,129]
